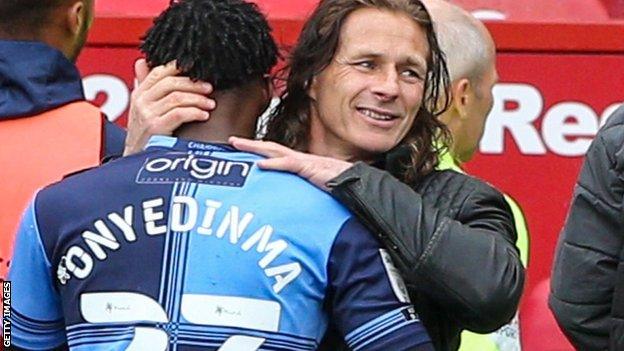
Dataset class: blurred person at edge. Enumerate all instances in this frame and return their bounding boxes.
[550,92,624,347]
[422,1,530,350]
[0,0,126,279]
[124,0,525,350]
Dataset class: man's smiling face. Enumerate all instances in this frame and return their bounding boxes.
[308,7,429,161]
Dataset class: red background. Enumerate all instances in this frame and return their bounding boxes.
[466,53,624,349]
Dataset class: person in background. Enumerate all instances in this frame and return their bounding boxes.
[0,0,127,279]
[126,0,526,349]
[421,0,530,350]
[8,0,434,350]
[550,104,624,350]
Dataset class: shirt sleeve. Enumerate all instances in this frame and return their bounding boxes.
[326,217,433,351]
[8,199,66,350]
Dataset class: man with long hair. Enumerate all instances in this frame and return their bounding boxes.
[8,1,433,350]
[128,0,525,349]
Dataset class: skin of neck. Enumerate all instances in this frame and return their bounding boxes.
[174,80,269,144]
[307,105,378,164]
[307,132,371,163]
[308,142,377,164]
[438,104,463,161]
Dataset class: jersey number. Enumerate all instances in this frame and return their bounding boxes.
[80,292,281,350]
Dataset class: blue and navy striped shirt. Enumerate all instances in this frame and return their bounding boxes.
[9,136,431,351]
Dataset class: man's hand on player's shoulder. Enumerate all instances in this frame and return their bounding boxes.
[229,137,352,191]
[124,59,216,155]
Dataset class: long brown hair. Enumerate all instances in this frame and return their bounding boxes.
[264,0,451,184]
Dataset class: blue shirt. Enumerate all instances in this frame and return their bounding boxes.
[9,136,431,351]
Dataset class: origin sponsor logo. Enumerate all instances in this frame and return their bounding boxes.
[137,154,252,187]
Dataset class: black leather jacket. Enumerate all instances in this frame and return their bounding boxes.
[324,162,525,351]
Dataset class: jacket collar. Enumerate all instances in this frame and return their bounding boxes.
[0,40,84,119]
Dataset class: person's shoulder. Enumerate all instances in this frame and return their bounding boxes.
[580,105,624,172]
[33,151,155,240]
[601,104,624,130]
[417,169,509,219]
[597,105,624,148]
[418,169,505,200]
[37,151,149,207]
[259,167,352,213]
[590,104,624,152]
[103,120,127,158]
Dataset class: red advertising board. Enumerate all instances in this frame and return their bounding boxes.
[77,1,624,349]
[467,53,624,349]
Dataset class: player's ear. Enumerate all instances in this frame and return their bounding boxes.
[262,74,274,100]
[261,74,274,110]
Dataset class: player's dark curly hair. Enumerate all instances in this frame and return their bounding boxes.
[141,0,279,90]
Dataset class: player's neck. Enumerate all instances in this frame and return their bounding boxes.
[174,92,260,144]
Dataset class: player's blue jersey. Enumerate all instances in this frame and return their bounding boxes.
[9,136,432,351]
